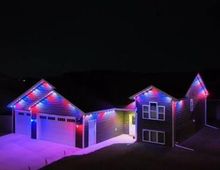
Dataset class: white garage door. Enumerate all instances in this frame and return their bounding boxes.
[37,114,76,146]
[15,112,31,136]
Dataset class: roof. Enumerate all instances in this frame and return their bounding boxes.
[7,79,54,110]
[129,85,178,100]
[9,70,210,113]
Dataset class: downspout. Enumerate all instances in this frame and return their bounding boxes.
[135,107,138,142]
[205,97,207,126]
[82,115,85,148]
[171,100,175,147]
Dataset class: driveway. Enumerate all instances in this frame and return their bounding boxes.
[179,127,220,155]
[0,134,79,170]
[0,134,135,170]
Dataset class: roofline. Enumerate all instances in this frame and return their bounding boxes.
[7,79,55,108]
[28,90,85,114]
[86,108,135,115]
[185,73,209,97]
[28,90,54,109]
[129,85,178,100]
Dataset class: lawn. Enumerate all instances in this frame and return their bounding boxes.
[42,127,220,170]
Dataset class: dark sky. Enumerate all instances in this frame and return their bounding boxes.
[0,1,219,77]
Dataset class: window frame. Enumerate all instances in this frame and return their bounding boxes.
[142,105,149,119]
[142,102,166,121]
[142,129,165,145]
[157,106,165,121]
[149,102,158,120]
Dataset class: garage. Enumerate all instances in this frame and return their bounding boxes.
[37,114,76,146]
[15,111,31,136]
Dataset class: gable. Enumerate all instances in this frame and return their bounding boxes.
[8,79,54,110]
[130,85,177,101]
[29,90,84,118]
[186,73,208,99]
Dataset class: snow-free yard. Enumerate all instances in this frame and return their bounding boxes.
[0,134,135,170]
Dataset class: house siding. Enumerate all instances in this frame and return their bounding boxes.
[176,74,207,142]
[31,93,84,148]
[207,99,220,126]
[135,88,173,147]
[175,98,205,142]
[84,110,130,148]
[175,99,195,142]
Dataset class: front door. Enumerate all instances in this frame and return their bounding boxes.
[88,120,96,146]
[129,113,135,137]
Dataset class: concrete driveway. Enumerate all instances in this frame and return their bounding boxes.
[179,127,220,154]
[0,134,135,170]
[0,134,79,170]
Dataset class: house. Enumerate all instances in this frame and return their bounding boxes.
[7,72,208,148]
[130,73,208,147]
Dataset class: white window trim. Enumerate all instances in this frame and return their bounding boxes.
[142,102,165,121]
[158,106,165,121]
[142,105,149,119]
[149,102,158,120]
[142,129,165,145]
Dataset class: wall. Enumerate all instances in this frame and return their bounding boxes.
[207,99,220,126]
[0,115,12,134]
[175,98,205,142]
[175,74,207,142]
[84,110,130,147]
[135,87,173,147]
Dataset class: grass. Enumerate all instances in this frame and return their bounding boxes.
[42,127,220,170]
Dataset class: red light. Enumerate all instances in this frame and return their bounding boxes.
[76,124,83,134]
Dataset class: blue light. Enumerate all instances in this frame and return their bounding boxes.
[31,119,36,122]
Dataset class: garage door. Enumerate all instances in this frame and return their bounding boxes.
[15,112,31,136]
[37,114,76,146]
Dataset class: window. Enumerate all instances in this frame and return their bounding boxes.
[150,131,157,142]
[150,102,157,119]
[48,117,55,120]
[58,117,65,121]
[67,119,75,122]
[142,102,165,121]
[142,129,165,144]
[158,132,165,143]
[132,115,135,125]
[142,105,149,119]
[158,106,165,120]
[18,112,24,115]
[26,113,31,116]
[143,130,149,141]
[190,99,194,112]
[40,116,47,119]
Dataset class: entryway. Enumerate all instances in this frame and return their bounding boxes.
[129,113,135,138]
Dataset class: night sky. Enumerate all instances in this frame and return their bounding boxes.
[0,1,219,77]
